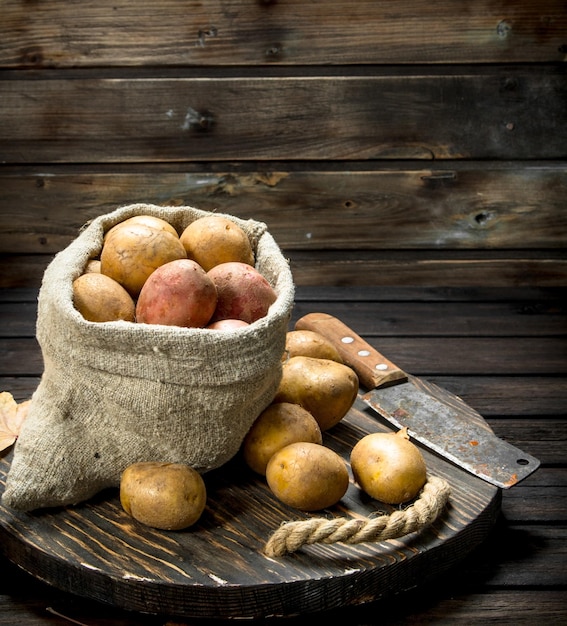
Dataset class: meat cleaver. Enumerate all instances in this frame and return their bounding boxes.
[295,312,540,489]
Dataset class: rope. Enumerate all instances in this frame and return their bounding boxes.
[264,475,451,557]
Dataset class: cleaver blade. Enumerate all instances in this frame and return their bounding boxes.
[295,313,540,489]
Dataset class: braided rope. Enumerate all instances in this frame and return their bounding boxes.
[264,475,451,557]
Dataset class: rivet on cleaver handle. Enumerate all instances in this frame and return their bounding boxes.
[295,313,541,489]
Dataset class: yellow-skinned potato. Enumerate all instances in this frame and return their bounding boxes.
[266,442,349,511]
[84,259,101,274]
[180,215,255,272]
[120,461,207,530]
[241,402,322,475]
[283,329,343,363]
[350,428,427,504]
[104,214,179,242]
[273,356,359,431]
[100,223,187,298]
[73,272,135,323]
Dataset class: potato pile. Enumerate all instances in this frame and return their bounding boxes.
[72,214,277,328]
[241,329,359,511]
[242,328,428,513]
[118,325,428,529]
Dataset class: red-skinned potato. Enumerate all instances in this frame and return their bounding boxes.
[136,259,218,328]
[207,262,277,324]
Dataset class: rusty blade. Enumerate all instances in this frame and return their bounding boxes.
[362,378,540,489]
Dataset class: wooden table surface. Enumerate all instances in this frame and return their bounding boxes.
[0,285,565,625]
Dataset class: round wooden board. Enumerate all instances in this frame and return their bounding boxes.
[0,386,501,620]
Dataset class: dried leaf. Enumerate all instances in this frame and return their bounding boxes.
[0,391,30,452]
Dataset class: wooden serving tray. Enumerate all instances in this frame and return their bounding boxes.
[0,388,501,620]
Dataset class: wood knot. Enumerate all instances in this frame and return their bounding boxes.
[182,107,215,132]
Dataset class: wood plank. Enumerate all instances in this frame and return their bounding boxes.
[2,251,566,289]
[294,336,567,377]
[1,69,566,163]
[374,589,567,624]
[292,300,567,337]
[428,380,567,417]
[0,288,39,303]
[0,339,42,375]
[456,523,567,587]
[486,420,567,464]
[0,574,566,625]
[488,418,567,445]
[293,285,567,303]
[1,164,566,254]
[501,468,567,522]
[3,298,565,338]
[1,336,565,377]
[373,337,567,376]
[0,302,38,336]
[0,285,564,304]
[0,378,40,403]
[415,589,567,623]
[286,250,567,287]
[1,0,565,67]
[0,256,53,289]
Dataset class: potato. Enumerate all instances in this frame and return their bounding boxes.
[72,272,136,323]
[242,402,323,475]
[266,442,349,511]
[100,223,187,298]
[84,259,101,274]
[180,215,255,271]
[350,428,427,504]
[283,329,343,363]
[120,461,206,530]
[273,356,359,431]
[104,215,178,242]
[207,262,277,324]
[136,259,218,328]
[206,319,250,330]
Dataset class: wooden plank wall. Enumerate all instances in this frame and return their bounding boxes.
[1,0,566,288]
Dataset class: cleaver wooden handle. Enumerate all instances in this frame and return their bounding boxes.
[295,312,408,390]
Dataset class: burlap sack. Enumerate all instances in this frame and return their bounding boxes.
[2,204,295,511]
